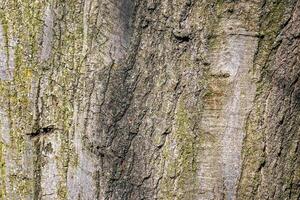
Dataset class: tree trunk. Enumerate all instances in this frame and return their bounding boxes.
[0,0,299,200]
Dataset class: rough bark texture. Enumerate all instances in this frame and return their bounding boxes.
[0,0,299,200]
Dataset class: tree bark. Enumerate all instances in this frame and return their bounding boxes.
[0,0,299,200]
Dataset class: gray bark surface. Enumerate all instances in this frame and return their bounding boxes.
[0,0,299,200]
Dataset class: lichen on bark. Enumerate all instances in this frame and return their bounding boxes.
[0,1,299,200]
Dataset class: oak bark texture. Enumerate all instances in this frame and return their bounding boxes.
[0,0,299,200]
